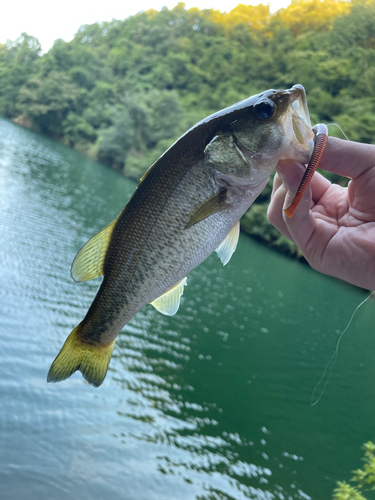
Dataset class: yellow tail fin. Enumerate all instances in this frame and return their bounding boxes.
[47,324,115,387]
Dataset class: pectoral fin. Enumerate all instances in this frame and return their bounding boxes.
[150,277,187,316]
[215,221,240,266]
[186,188,228,228]
[71,217,118,282]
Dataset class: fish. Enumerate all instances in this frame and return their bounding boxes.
[47,84,315,387]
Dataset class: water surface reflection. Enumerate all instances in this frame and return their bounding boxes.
[1,118,375,500]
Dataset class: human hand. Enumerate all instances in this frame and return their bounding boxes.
[267,137,375,290]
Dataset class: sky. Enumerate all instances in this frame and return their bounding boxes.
[0,0,292,53]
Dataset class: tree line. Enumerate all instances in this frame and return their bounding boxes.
[1,0,374,255]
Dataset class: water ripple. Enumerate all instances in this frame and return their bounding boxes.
[1,118,373,500]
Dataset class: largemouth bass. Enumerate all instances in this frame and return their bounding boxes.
[48,84,314,387]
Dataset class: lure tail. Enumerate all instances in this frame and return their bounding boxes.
[47,324,115,387]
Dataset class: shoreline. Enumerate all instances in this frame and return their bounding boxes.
[10,115,303,260]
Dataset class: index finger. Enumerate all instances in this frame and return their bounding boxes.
[318,137,375,179]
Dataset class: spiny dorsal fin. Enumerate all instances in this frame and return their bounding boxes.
[150,277,187,316]
[186,188,228,228]
[215,221,240,266]
[71,218,118,282]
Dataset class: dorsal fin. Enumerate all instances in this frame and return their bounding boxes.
[71,218,118,282]
[215,221,240,266]
[150,277,187,316]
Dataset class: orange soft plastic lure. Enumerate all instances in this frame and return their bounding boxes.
[284,123,329,218]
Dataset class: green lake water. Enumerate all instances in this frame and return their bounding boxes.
[1,117,375,500]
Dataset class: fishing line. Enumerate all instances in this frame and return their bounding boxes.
[310,291,374,406]
[326,123,350,141]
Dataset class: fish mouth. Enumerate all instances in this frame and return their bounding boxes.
[280,84,315,161]
[288,84,311,127]
[290,84,311,135]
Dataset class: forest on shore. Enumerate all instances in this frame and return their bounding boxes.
[1,0,374,256]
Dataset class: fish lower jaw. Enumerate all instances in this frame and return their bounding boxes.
[280,148,312,164]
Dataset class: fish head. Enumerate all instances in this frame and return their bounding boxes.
[205,84,314,186]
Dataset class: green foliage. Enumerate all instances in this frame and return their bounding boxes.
[124,138,175,179]
[240,201,303,259]
[17,71,78,136]
[62,112,97,147]
[1,0,374,255]
[96,90,183,169]
[0,33,41,116]
[3,0,370,166]
[334,442,375,500]
[334,482,366,500]
[96,105,136,167]
[2,1,374,152]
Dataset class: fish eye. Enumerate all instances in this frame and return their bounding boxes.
[254,100,276,120]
